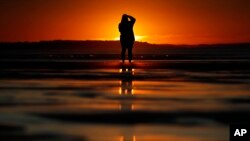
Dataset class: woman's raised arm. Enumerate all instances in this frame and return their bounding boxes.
[127,15,136,24]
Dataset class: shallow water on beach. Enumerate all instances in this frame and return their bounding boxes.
[0,60,250,141]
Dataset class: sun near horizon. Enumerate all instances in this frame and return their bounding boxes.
[0,0,250,45]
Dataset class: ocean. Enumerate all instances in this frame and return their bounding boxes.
[0,58,250,141]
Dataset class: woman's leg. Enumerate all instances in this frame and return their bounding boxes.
[128,47,132,63]
[128,41,134,63]
[121,46,126,63]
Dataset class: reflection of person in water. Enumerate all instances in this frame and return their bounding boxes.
[119,67,136,141]
[119,67,134,112]
[119,66,136,141]
[119,14,136,63]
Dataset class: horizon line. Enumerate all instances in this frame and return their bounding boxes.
[0,39,250,46]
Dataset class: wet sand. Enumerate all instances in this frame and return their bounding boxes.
[0,60,250,141]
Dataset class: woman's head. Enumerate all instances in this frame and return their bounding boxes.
[121,14,128,23]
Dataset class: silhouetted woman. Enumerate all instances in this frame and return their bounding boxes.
[119,14,136,63]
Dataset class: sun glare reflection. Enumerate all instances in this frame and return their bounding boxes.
[119,136,123,141]
[119,136,136,141]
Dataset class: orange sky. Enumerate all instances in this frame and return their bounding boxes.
[0,0,250,44]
